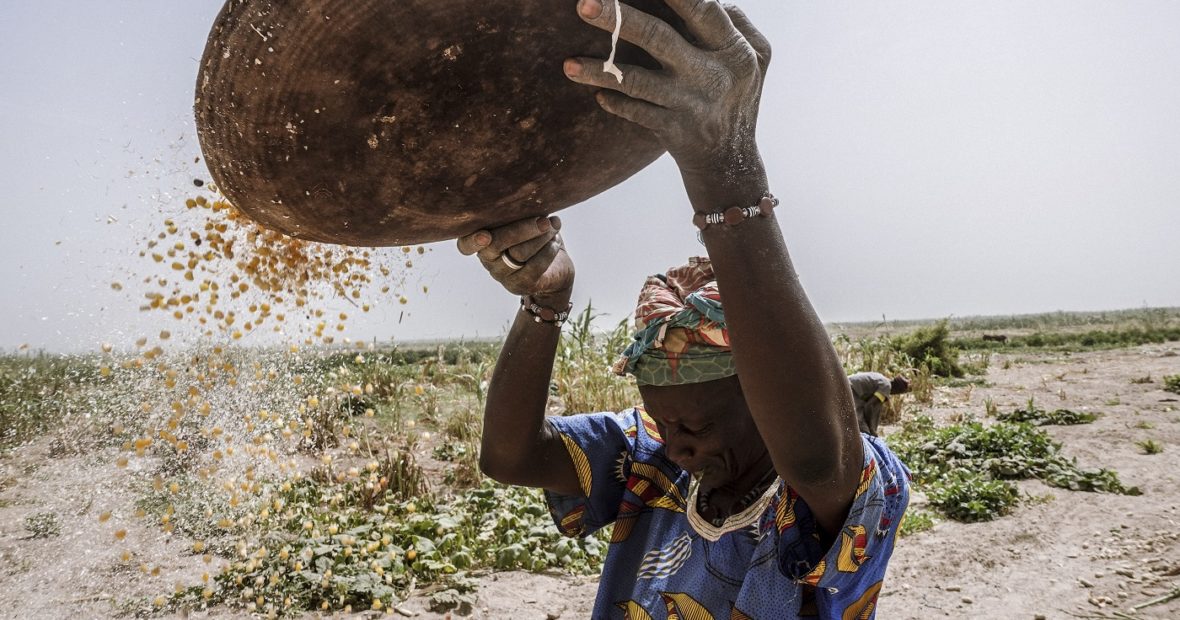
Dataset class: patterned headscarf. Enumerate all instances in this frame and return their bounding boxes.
[612,257,737,386]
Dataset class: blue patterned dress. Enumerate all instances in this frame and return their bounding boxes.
[544,407,910,619]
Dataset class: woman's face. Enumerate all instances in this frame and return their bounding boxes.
[639,375,769,490]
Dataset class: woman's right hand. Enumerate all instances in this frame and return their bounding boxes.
[456,215,574,302]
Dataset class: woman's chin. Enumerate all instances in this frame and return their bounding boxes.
[696,468,729,490]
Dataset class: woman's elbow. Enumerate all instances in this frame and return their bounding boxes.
[478,451,528,486]
[478,452,508,483]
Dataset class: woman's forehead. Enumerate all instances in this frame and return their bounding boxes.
[640,378,743,421]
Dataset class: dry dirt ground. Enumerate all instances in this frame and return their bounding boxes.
[2,343,1179,619]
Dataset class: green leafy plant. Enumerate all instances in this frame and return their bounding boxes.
[926,470,1019,523]
[432,443,467,462]
[1164,375,1180,395]
[891,416,1138,522]
[898,509,937,537]
[998,397,1097,426]
[164,478,606,617]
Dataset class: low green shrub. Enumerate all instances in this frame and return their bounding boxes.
[898,509,937,537]
[892,417,1138,522]
[998,398,1097,426]
[926,470,1019,523]
[891,321,964,378]
[1164,375,1180,395]
[165,476,606,616]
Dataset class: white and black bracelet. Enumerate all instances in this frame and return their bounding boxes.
[520,295,572,326]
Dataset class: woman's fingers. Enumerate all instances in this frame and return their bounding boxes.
[725,5,771,72]
[662,0,740,51]
[456,230,492,256]
[594,90,667,133]
[503,237,564,293]
[564,58,674,107]
[475,217,553,263]
[506,229,560,264]
[575,0,694,70]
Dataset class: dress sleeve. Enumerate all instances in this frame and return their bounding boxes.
[773,435,911,617]
[542,409,642,538]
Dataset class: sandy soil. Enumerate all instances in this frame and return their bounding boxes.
[2,343,1178,619]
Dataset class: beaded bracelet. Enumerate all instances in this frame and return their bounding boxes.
[520,295,573,326]
[692,195,779,231]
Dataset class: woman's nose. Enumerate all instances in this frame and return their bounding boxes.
[665,435,696,469]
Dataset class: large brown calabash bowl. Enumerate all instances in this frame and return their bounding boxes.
[195,0,687,246]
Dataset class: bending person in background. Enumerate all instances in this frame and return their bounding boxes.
[849,372,911,437]
[457,0,910,617]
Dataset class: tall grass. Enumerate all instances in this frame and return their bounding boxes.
[553,305,641,415]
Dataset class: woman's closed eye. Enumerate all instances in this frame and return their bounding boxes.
[681,423,713,437]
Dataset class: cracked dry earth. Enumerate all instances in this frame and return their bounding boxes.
[1,343,1178,619]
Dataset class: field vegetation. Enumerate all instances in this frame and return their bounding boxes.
[2,307,1175,616]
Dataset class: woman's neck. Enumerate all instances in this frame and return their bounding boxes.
[698,453,777,522]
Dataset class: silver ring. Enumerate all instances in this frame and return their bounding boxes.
[500,252,525,270]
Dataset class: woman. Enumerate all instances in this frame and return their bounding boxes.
[457,1,909,617]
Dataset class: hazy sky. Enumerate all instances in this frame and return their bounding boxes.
[2,1,1178,352]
